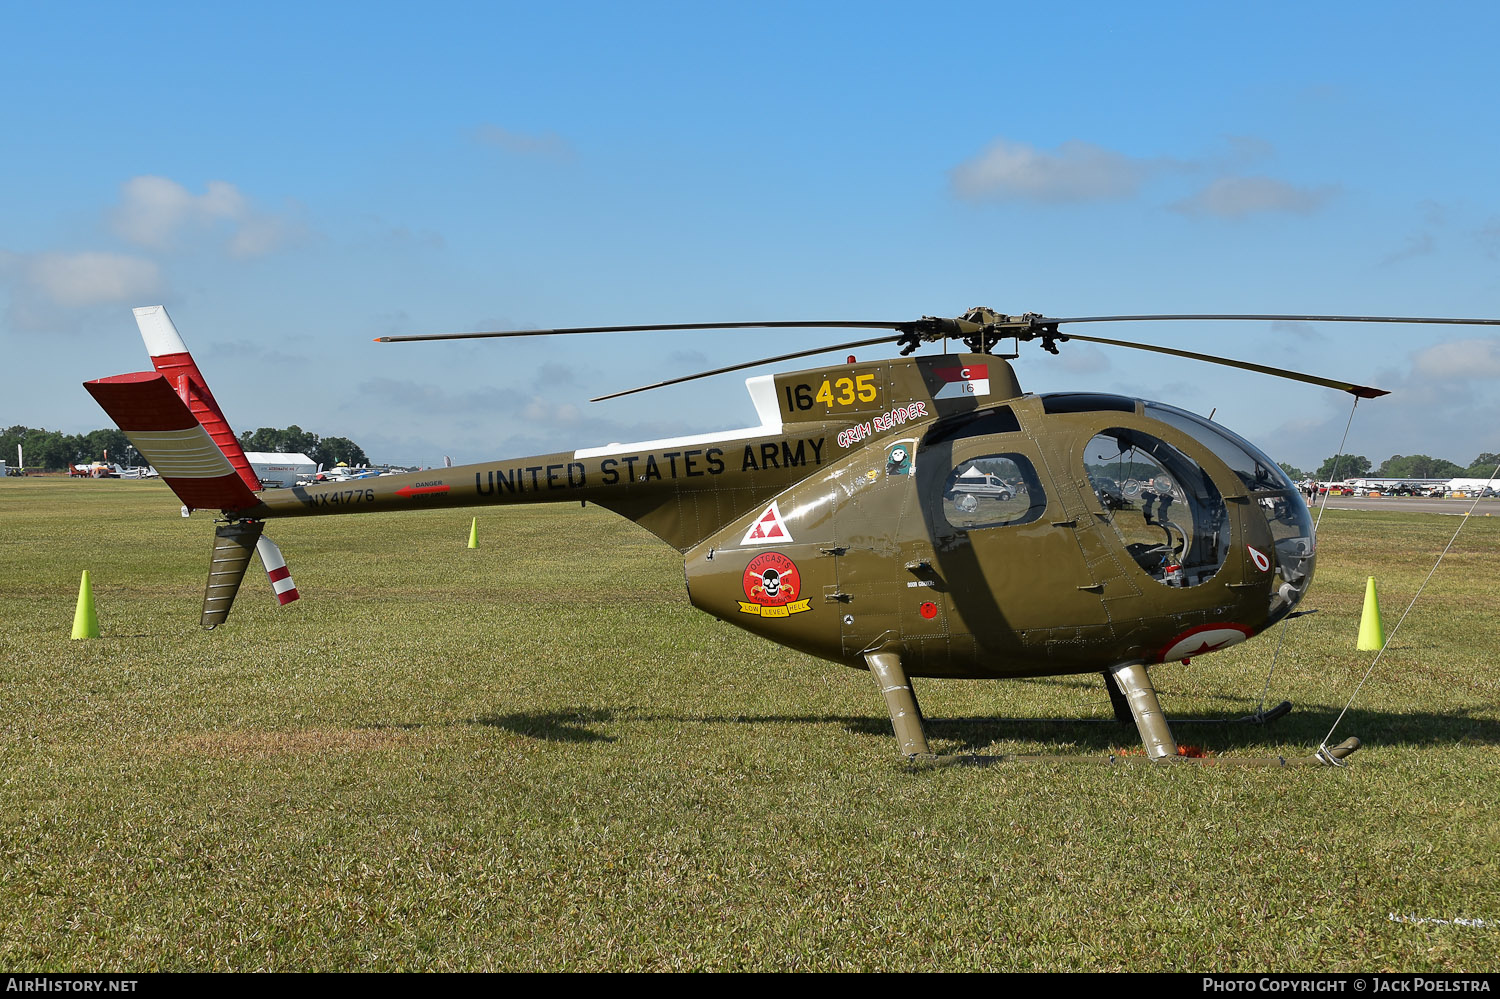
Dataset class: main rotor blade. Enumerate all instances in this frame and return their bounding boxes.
[1055,331,1389,398]
[377,312,1500,343]
[1048,314,1500,327]
[376,320,911,343]
[590,334,904,402]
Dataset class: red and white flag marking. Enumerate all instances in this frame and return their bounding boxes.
[933,364,990,399]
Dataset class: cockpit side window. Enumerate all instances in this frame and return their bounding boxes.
[942,454,1046,529]
[1085,429,1230,587]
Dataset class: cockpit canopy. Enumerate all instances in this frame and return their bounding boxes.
[923,393,1316,622]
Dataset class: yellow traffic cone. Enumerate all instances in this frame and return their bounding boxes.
[1356,576,1385,651]
[71,570,100,640]
[468,517,478,549]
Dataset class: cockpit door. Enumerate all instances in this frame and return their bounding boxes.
[913,433,1118,668]
[1028,423,1145,613]
[829,437,930,658]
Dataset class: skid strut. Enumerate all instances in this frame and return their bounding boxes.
[865,651,929,757]
[867,654,1360,767]
[1107,662,1177,760]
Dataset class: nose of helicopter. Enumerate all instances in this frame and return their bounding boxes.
[1263,485,1317,625]
[1134,400,1319,628]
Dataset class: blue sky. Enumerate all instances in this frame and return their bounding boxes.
[4,1,1499,472]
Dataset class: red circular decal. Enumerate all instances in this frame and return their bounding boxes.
[743,551,801,607]
[1157,623,1252,662]
[919,601,938,619]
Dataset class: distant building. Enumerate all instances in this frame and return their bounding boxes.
[244,452,317,488]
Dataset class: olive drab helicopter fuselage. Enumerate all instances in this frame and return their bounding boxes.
[251,352,1314,676]
[88,306,1500,765]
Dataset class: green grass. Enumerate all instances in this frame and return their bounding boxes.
[1,477,1498,971]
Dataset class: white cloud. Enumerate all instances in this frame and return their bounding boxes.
[1170,176,1338,218]
[949,136,1342,220]
[345,371,693,461]
[521,396,583,425]
[536,362,577,385]
[668,349,709,367]
[112,176,245,248]
[1057,344,1109,374]
[20,251,162,306]
[225,215,303,259]
[1412,338,1500,381]
[0,249,163,330]
[950,139,1154,203]
[110,176,305,257]
[1262,337,1500,470]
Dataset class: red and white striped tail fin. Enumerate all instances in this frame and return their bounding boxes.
[84,306,262,513]
[133,306,261,494]
[255,536,300,605]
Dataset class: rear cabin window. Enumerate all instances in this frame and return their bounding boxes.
[942,454,1047,529]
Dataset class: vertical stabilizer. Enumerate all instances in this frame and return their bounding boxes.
[134,306,261,493]
[202,521,265,628]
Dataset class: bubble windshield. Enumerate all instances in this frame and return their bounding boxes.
[1145,402,1316,621]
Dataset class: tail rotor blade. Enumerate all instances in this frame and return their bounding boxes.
[255,536,300,606]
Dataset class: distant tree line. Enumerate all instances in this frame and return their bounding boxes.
[1309,452,1500,481]
[0,423,368,471]
[0,425,141,470]
[237,426,369,469]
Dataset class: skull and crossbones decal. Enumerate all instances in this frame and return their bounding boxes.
[743,552,800,606]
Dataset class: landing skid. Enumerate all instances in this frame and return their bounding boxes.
[1105,671,1292,727]
[1176,700,1295,726]
[906,737,1361,769]
[866,653,1359,768]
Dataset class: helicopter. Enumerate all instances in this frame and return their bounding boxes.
[83,305,1500,766]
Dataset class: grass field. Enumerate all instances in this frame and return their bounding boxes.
[2,477,1497,971]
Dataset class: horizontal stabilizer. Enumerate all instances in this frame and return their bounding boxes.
[84,372,259,511]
